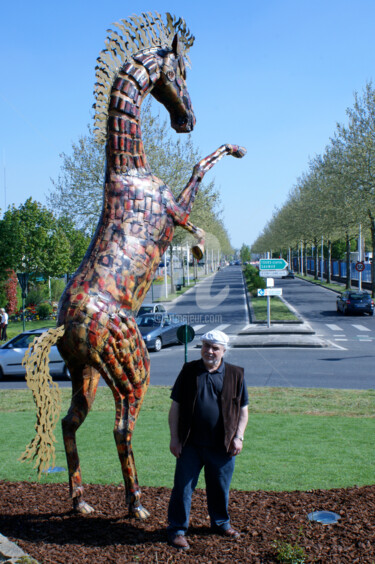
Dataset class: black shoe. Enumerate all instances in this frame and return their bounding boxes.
[168,534,190,550]
[213,526,240,539]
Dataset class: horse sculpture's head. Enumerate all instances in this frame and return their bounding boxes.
[151,35,196,133]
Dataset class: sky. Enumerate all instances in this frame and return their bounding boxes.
[1,0,375,249]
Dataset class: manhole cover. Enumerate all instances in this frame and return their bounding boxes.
[308,511,341,524]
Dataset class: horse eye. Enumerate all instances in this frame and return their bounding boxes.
[166,70,175,81]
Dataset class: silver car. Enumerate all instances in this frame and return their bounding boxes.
[0,329,70,380]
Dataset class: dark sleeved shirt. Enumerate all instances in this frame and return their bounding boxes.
[171,359,248,448]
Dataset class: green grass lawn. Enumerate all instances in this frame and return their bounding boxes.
[295,274,346,293]
[251,297,298,322]
[0,386,374,492]
[6,319,57,341]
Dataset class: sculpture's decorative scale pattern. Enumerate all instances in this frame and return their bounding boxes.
[21,11,246,520]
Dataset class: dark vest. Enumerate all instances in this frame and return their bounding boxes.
[176,360,244,453]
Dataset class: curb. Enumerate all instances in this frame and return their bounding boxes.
[295,275,342,294]
[0,533,39,563]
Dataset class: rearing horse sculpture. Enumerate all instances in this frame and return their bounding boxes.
[21,12,246,519]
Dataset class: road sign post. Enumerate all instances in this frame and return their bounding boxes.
[257,288,283,327]
[177,324,195,363]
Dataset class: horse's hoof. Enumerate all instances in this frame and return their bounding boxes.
[73,498,95,514]
[232,146,247,158]
[192,244,204,261]
[129,503,150,520]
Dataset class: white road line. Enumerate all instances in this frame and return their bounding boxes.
[352,324,371,332]
[326,324,343,331]
[192,324,206,331]
[214,324,230,331]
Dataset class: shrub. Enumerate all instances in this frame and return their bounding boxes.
[243,264,266,295]
[37,303,52,319]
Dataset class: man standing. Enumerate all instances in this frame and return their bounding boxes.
[1,309,8,341]
[167,330,248,550]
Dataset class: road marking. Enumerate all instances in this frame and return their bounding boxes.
[335,338,348,341]
[326,324,343,331]
[214,324,230,331]
[192,324,206,331]
[352,324,371,332]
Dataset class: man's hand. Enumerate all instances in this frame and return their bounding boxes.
[170,437,182,458]
[229,437,244,457]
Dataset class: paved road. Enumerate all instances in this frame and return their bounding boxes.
[1,268,374,390]
[276,276,375,352]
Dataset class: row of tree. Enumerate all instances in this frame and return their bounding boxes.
[252,81,375,294]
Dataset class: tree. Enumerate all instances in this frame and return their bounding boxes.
[240,244,251,263]
[48,126,105,234]
[0,199,79,281]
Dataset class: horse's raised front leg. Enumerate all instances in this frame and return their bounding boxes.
[176,143,247,215]
[165,144,246,259]
[62,365,101,514]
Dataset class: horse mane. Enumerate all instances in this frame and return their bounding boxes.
[93,12,195,144]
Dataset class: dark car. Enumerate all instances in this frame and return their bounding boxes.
[0,328,70,379]
[137,303,167,316]
[136,313,184,351]
[336,291,374,315]
[282,269,295,279]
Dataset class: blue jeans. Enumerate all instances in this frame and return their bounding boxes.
[167,443,235,537]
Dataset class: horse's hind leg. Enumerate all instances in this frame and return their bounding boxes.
[113,381,150,519]
[62,365,101,514]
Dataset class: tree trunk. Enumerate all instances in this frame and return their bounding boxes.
[314,238,319,280]
[345,232,351,290]
[370,215,375,298]
[170,245,175,294]
[327,240,332,284]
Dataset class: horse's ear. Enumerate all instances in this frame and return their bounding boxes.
[172,34,182,57]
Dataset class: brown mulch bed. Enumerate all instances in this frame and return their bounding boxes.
[0,481,374,563]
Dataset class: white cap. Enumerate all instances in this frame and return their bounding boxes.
[200,330,229,347]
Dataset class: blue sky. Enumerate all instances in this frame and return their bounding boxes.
[1,0,375,249]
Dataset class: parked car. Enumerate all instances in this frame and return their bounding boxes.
[137,303,167,316]
[0,328,70,380]
[136,313,184,351]
[282,270,295,279]
[336,291,374,315]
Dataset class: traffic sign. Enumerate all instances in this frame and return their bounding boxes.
[259,270,286,278]
[257,288,283,297]
[177,325,195,344]
[355,261,365,272]
[259,259,288,270]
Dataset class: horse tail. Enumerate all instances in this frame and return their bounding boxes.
[19,325,66,477]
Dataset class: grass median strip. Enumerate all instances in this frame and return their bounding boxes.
[251,296,298,322]
[0,386,374,491]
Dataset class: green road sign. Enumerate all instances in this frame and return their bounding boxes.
[259,259,288,270]
[177,324,195,344]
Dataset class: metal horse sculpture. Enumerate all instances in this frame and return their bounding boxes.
[21,13,246,519]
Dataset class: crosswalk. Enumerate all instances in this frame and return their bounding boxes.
[192,323,245,336]
[324,323,374,343]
